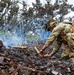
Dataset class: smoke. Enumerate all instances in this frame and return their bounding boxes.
[0,29,25,47]
[0,29,50,48]
[0,18,50,47]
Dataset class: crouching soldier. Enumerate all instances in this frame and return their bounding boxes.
[39,18,74,60]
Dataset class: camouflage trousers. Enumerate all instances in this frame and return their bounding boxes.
[61,33,74,58]
[61,46,74,58]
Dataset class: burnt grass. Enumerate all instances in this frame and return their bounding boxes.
[0,43,74,75]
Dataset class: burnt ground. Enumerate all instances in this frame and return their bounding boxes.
[0,43,74,75]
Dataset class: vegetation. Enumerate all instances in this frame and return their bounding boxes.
[0,0,74,42]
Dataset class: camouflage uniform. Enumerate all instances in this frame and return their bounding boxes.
[45,22,74,58]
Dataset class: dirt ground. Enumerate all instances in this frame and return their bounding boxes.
[0,43,74,75]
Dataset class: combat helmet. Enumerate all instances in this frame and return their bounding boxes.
[45,18,57,31]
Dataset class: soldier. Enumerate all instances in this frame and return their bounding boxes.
[39,18,74,59]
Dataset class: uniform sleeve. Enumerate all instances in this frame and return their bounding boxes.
[49,40,62,57]
[45,23,64,46]
[53,40,62,51]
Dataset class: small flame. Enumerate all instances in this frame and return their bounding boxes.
[20,45,27,49]
[21,46,25,49]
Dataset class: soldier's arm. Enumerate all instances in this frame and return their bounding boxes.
[41,23,64,51]
[49,40,62,57]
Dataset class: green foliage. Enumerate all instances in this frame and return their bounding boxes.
[0,0,19,26]
[26,34,41,42]
[0,29,13,38]
[0,0,74,32]
[0,2,6,7]
[10,6,19,14]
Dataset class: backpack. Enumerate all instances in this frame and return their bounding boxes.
[63,22,74,33]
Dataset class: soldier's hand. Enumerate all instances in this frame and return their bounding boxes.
[39,50,45,56]
[44,53,51,57]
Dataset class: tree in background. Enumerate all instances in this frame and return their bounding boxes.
[0,0,74,35]
[0,0,19,32]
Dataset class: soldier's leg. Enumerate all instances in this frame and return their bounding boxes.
[66,33,74,57]
[69,51,74,62]
[61,46,71,59]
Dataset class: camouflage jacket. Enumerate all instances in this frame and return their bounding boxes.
[45,22,74,52]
